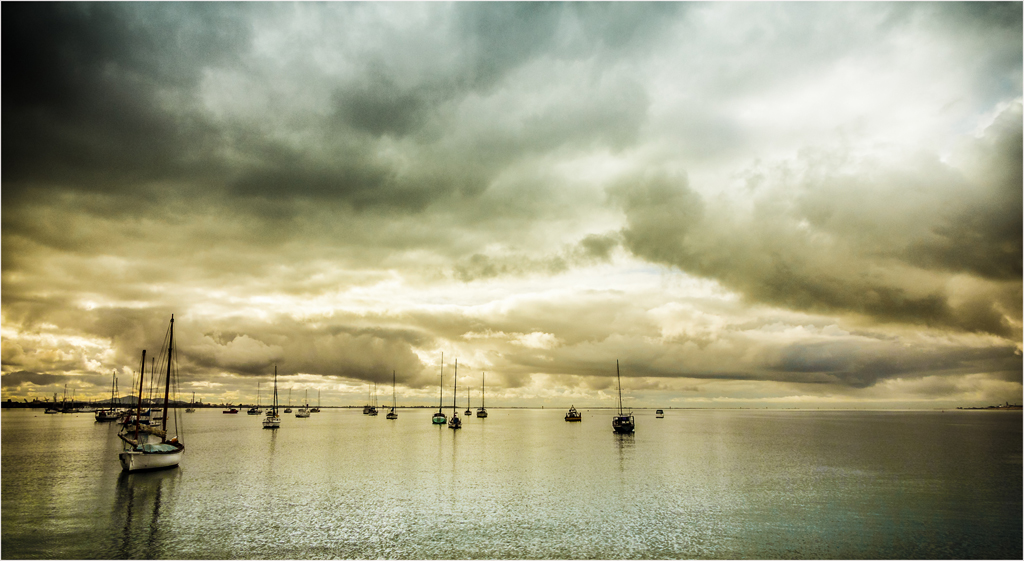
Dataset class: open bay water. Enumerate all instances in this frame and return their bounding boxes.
[1,408,1020,559]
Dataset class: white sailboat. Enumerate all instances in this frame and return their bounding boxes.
[118,315,185,471]
[185,391,196,413]
[263,366,281,429]
[476,372,488,418]
[284,388,292,413]
[295,390,311,418]
[448,359,461,430]
[432,353,447,425]
[611,360,634,434]
[386,370,398,420]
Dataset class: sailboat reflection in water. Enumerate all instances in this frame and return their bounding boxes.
[118,315,185,472]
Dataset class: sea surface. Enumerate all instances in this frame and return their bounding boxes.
[1,408,1020,559]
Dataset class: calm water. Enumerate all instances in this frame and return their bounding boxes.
[1,408,1020,559]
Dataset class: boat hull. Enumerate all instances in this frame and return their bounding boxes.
[476,409,488,418]
[119,447,183,472]
[262,417,280,429]
[432,413,446,424]
[612,415,634,434]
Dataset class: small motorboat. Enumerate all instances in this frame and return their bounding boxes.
[656,409,664,418]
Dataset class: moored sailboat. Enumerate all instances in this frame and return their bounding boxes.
[263,366,281,429]
[386,370,398,420]
[448,359,461,429]
[247,383,261,415]
[186,392,196,413]
[118,315,185,471]
[432,353,447,425]
[95,372,121,422]
[367,384,378,416]
[611,360,634,434]
[311,390,321,413]
[295,390,311,418]
[284,388,293,414]
[476,372,488,418]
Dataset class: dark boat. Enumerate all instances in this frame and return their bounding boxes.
[432,353,447,425]
[476,372,488,418]
[386,370,398,420]
[448,359,461,430]
[611,360,634,434]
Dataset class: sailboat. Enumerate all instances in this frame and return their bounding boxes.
[465,386,472,416]
[263,366,281,429]
[284,388,293,414]
[386,370,398,420]
[247,383,261,415]
[367,383,378,416]
[448,359,462,429]
[295,390,311,418]
[311,390,321,413]
[431,353,447,425]
[118,315,185,471]
[476,372,488,418]
[95,372,121,422]
[611,360,634,434]
[185,391,196,413]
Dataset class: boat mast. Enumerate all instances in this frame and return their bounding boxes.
[162,315,173,432]
[453,359,458,415]
[273,365,278,414]
[392,370,396,410]
[482,372,485,409]
[438,352,444,413]
[135,349,146,442]
[616,359,623,415]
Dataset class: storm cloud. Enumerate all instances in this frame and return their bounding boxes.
[2,3,1020,409]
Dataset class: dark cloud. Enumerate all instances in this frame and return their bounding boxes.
[1,371,62,388]
[1,3,248,196]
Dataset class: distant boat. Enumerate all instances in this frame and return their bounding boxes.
[295,390,311,418]
[247,383,262,415]
[263,366,281,429]
[611,360,634,434]
[448,359,461,430]
[432,353,447,425]
[222,407,239,414]
[656,409,664,418]
[284,388,292,414]
[118,315,185,471]
[311,390,321,413]
[367,384,378,416]
[386,370,398,420]
[95,372,121,422]
[476,372,488,418]
[465,385,472,416]
[185,392,196,413]
[565,405,582,422]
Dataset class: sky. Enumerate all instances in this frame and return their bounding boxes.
[2,2,1021,410]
